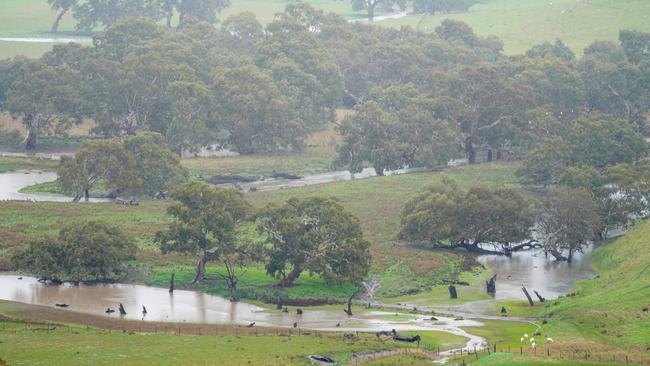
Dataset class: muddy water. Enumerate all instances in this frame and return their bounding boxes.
[0,171,109,202]
[0,36,92,43]
[220,167,429,192]
[0,276,486,341]
[477,246,597,301]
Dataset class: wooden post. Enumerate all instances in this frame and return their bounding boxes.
[534,290,546,302]
[522,287,534,306]
[448,285,458,299]
[169,273,175,293]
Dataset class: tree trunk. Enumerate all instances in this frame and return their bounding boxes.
[50,8,68,33]
[547,247,568,261]
[487,149,493,162]
[522,286,534,306]
[25,128,37,150]
[228,279,238,302]
[344,289,359,315]
[191,254,207,283]
[367,4,375,21]
[567,249,573,264]
[84,188,89,202]
[496,149,502,160]
[465,137,476,164]
[276,266,303,287]
[169,272,175,293]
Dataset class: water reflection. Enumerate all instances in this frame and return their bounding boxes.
[0,275,482,334]
[0,171,109,202]
[477,246,597,300]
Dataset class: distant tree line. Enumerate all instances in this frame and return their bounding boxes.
[1,4,648,170]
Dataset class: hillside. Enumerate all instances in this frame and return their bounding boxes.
[541,219,650,349]
[382,0,650,55]
[2,0,650,59]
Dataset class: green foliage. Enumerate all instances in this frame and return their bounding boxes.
[156,182,252,298]
[336,85,459,174]
[400,179,534,252]
[257,196,371,287]
[537,186,601,262]
[518,113,647,185]
[74,0,165,31]
[57,138,139,201]
[11,221,136,282]
[122,132,188,196]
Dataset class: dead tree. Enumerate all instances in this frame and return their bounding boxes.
[361,279,380,308]
[448,285,458,299]
[534,291,546,302]
[118,303,127,315]
[169,273,175,293]
[486,274,497,294]
[522,287,534,306]
[344,288,360,316]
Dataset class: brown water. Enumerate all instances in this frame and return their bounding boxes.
[0,171,109,202]
[0,275,485,342]
[477,246,597,301]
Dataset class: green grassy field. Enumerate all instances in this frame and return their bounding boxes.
[382,0,650,55]
[0,162,520,301]
[0,156,58,173]
[2,0,650,59]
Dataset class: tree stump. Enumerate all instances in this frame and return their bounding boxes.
[449,285,458,299]
[169,273,175,293]
[522,287,534,306]
[486,275,497,294]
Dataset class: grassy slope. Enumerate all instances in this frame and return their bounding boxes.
[0,162,520,301]
[377,0,650,55]
[0,300,468,366]
[538,219,650,349]
[0,156,58,173]
[3,0,650,59]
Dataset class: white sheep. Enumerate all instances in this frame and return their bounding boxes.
[546,337,554,343]
[532,342,536,348]
[524,333,529,338]
[530,337,535,343]
[520,337,524,342]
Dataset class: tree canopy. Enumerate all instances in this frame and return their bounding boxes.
[257,197,371,287]
[12,221,136,283]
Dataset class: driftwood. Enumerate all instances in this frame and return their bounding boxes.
[308,355,336,364]
[118,303,127,315]
[54,303,69,308]
[534,291,546,302]
[486,274,497,294]
[270,171,301,180]
[448,285,458,299]
[522,287,534,306]
[169,273,175,293]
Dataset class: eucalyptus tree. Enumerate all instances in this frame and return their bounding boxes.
[12,221,136,283]
[74,0,164,31]
[176,0,231,27]
[47,0,78,33]
[5,59,84,150]
[347,0,406,21]
[537,187,601,263]
[212,65,306,153]
[58,139,140,201]
[257,197,370,288]
[336,85,459,174]
[400,179,535,255]
[156,182,252,300]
